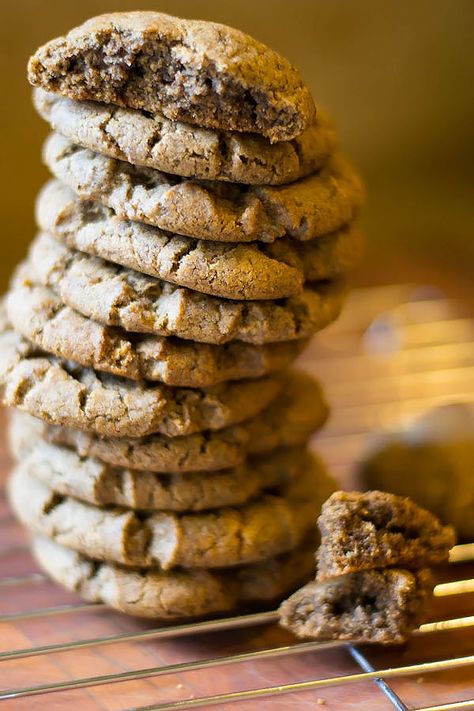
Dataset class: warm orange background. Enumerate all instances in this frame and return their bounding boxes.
[1,0,473,296]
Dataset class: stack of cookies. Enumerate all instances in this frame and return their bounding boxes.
[1,12,364,619]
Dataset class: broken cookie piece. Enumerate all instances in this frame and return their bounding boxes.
[279,568,433,644]
[317,490,455,580]
[279,490,453,644]
[28,11,315,142]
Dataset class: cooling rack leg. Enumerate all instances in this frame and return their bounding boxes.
[348,644,409,710]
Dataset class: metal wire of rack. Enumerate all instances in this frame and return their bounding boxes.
[1,285,474,710]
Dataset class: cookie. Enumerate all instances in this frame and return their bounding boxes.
[279,568,433,644]
[11,425,317,510]
[36,181,362,301]
[0,312,282,438]
[32,535,316,619]
[11,428,318,510]
[24,233,346,345]
[9,458,331,569]
[359,407,474,542]
[316,490,455,580]
[43,132,363,243]
[361,441,474,543]
[298,226,364,282]
[28,11,315,142]
[10,370,328,473]
[7,280,302,387]
[34,89,335,185]
[36,181,304,301]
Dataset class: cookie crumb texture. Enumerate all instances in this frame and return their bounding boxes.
[28,11,315,142]
[279,569,433,644]
[278,490,452,644]
[317,490,456,579]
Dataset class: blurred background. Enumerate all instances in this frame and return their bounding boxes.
[0,0,473,298]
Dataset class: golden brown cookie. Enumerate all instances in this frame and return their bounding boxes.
[9,457,334,569]
[0,307,282,438]
[43,132,363,243]
[23,233,347,345]
[28,11,315,141]
[32,535,317,619]
[11,423,314,511]
[36,180,362,301]
[34,89,335,185]
[9,370,328,473]
[7,280,303,387]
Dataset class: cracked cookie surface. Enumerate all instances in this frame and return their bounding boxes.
[9,459,334,569]
[33,535,317,618]
[24,233,346,345]
[34,89,335,185]
[43,132,363,243]
[7,279,302,387]
[10,428,317,511]
[28,11,315,142]
[0,308,282,438]
[37,181,362,301]
[10,370,328,473]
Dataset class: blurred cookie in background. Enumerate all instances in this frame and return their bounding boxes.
[359,403,474,541]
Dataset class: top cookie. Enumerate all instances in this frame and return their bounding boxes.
[34,89,335,185]
[27,11,315,142]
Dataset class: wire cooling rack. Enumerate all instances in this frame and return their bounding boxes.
[1,284,474,710]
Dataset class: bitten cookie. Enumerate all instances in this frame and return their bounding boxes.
[10,370,328,473]
[279,568,434,644]
[24,233,346,345]
[36,181,363,301]
[33,535,317,619]
[28,11,315,141]
[9,459,334,569]
[34,89,335,185]
[43,133,363,243]
[316,490,456,580]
